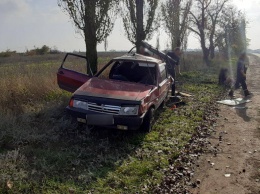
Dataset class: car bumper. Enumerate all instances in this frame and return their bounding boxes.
[66,106,144,130]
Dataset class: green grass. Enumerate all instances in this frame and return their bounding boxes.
[0,54,224,193]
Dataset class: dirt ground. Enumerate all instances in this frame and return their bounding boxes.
[190,55,260,194]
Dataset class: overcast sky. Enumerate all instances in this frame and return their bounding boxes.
[0,0,259,52]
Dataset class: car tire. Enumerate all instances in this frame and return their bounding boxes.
[141,107,155,132]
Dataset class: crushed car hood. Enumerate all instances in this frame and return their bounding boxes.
[74,77,154,101]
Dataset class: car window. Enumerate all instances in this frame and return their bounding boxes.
[98,60,157,85]
[159,63,167,82]
[62,54,88,74]
[98,61,117,79]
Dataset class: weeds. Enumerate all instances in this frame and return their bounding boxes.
[0,150,28,191]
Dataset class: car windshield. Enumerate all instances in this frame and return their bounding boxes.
[97,60,157,85]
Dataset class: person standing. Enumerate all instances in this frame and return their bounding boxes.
[166,47,182,96]
[234,52,250,97]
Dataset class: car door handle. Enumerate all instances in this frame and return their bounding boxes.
[58,71,64,75]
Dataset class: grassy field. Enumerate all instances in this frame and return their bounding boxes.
[0,53,228,193]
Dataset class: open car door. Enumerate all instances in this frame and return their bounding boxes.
[57,53,92,93]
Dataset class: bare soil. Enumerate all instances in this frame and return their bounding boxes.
[190,55,260,194]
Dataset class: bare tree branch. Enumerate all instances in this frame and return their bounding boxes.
[122,0,159,52]
[188,0,229,63]
[161,0,192,49]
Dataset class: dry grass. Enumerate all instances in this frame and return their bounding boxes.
[181,52,229,72]
[0,62,61,115]
[0,54,112,115]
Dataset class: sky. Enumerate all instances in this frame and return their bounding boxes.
[0,0,259,53]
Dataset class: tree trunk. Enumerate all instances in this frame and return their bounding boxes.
[85,31,97,74]
[136,0,144,53]
[200,3,210,65]
[84,4,98,75]
[199,15,210,66]
[202,47,210,65]
[171,37,175,51]
[209,43,215,59]
[174,0,181,48]
[200,35,210,65]
[209,28,215,59]
[85,37,98,75]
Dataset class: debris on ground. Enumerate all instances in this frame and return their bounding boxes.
[217,98,251,106]
[232,106,248,109]
[6,180,13,189]
[224,174,231,178]
[153,97,220,193]
[176,91,193,97]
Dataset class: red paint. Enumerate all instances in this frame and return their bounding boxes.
[57,68,91,93]
[75,77,154,101]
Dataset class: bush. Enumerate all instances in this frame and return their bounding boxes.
[26,45,50,56]
[0,49,16,58]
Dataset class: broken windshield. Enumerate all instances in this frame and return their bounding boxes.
[97,60,157,85]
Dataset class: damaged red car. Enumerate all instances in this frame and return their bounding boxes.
[57,43,173,132]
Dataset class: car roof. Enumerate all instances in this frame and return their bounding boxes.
[113,54,162,64]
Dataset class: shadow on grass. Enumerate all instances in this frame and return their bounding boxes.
[0,101,149,192]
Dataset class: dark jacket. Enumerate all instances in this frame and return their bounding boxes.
[166,51,180,78]
[236,60,246,80]
[166,51,180,66]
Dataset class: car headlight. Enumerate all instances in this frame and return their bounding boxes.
[119,106,139,115]
[71,99,88,110]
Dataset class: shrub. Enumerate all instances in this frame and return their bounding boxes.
[0,49,16,58]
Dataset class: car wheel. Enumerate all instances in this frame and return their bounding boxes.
[141,107,155,132]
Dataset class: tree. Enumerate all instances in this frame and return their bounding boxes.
[104,38,108,52]
[161,0,192,50]
[216,6,248,57]
[40,45,50,55]
[207,0,228,59]
[58,0,118,73]
[189,0,228,65]
[0,49,16,57]
[156,33,160,50]
[122,0,159,53]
